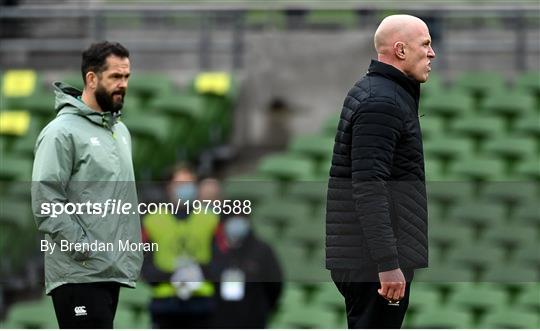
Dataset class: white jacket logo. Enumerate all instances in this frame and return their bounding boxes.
[74,306,87,316]
[90,137,101,146]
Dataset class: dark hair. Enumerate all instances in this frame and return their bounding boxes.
[81,41,129,85]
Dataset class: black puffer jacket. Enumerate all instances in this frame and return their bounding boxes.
[326,59,428,273]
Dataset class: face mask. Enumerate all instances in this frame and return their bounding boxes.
[175,183,197,201]
[224,217,250,245]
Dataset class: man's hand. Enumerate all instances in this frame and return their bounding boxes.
[378,268,406,302]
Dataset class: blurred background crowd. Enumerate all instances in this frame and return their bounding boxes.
[0,0,539,328]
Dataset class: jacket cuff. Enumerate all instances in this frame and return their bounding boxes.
[377,258,400,273]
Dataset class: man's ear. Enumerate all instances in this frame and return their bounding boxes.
[86,71,97,89]
[394,42,406,60]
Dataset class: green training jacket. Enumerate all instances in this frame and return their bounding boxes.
[31,82,143,294]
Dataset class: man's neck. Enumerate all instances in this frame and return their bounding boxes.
[377,55,406,76]
[81,89,103,113]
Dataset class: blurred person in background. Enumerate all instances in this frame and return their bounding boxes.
[326,15,435,328]
[198,177,222,202]
[31,41,143,328]
[208,212,283,328]
[141,164,219,328]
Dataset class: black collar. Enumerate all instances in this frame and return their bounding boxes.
[367,59,421,104]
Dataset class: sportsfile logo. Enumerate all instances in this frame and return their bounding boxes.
[74,306,87,316]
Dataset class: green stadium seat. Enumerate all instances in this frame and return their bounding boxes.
[516,71,540,95]
[419,116,444,140]
[188,73,237,149]
[420,72,444,97]
[149,92,202,118]
[313,282,344,310]
[0,155,33,181]
[148,93,206,158]
[480,308,540,328]
[514,113,540,138]
[4,181,31,200]
[16,91,55,120]
[423,136,474,161]
[316,154,332,179]
[447,156,506,181]
[515,283,540,310]
[446,283,508,311]
[408,283,441,312]
[203,97,233,145]
[514,200,540,226]
[0,197,33,229]
[451,114,506,142]
[425,203,443,224]
[3,297,57,328]
[448,200,506,228]
[483,224,537,247]
[121,113,175,176]
[127,73,174,102]
[424,158,445,181]
[482,89,536,118]
[252,197,311,232]
[277,304,340,329]
[114,307,152,329]
[253,218,280,242]
[483,136,537,161]
[515,157,540,180]
[413,307,474,328]
[286,210,324,247]
[429,221,475,248]
[447,242,506,269]
[426,182,475,205]
[454,71,506,101]
[121,113,170,143]
[514,243,540,267]
[11,117,43,157]
[289,134,334,177]
[481,263,539,282]
[414,265,475,283]
[121,94,144,115]
[481,181,538,204]
[274,241,327,282]
[289,133,334,162]
[119,283,152,311]
[280,284,307,307]
[286,181,327,206]
[421,89,474,119]
[257,153,316,181]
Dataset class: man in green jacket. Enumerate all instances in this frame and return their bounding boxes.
[31,41,144,328]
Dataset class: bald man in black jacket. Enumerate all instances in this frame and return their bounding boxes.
[326,14,436,328]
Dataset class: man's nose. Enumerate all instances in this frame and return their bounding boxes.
[428,46,436,59]
[118,77,128,89]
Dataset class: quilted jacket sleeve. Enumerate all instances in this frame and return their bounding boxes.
[351,100,403,272]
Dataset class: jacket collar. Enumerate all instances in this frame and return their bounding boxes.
[53,81,120,131]
[367,60,421,105]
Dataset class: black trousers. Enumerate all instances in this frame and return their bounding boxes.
[331,269,414,329]
[50,282,120,329]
